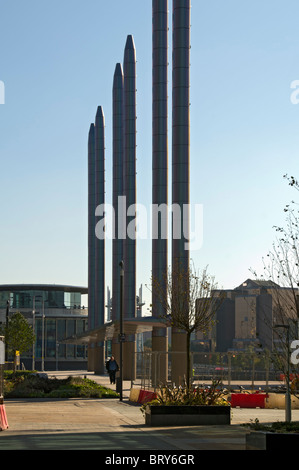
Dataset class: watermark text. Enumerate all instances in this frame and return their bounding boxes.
[94,197,203,251]
[0,81,4,104]
[291,340,299,365]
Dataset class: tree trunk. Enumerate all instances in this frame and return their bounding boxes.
[186,332,191,389]
[13,350,17,373]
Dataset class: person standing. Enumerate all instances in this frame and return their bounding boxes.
[106,355,119,384]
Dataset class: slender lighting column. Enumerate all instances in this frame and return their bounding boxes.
[94,106,105,373]
[123,35,137,380]
[112,64,124,322]
[5,300,9,362]
[171,0,191,385]
[88,123,96,331]
[152,0,169,385]
[119,260,124,401]
[112,63,124,362]
[41,299,45,372]
[274,324,292,422]
[32,296,36,370]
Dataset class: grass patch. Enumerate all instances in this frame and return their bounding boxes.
[3,371,119,399]
[244,418,299,433]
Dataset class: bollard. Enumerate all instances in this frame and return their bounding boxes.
[116,377,122,395]
[0,336,8,430]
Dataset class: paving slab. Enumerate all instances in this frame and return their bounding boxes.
[1,370,298,451]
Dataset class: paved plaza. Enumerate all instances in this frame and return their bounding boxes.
[1,371,298,451]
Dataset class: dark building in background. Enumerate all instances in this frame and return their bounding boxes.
[215,298,235,352]
[196,279,289,353]
[232,279,275,352]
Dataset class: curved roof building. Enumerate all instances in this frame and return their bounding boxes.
[0,284,88,371]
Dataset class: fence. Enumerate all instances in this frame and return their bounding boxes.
[133,350,290,391]
[0,337,4,402]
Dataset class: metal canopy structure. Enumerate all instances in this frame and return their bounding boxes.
[0,284,88,294]
[61,317,168,345]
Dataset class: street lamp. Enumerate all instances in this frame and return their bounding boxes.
[32,296,36,370]
[35,296,46,372]
[119,260,124,402]
[56,341,59,371]
[5,300,9,363]
[274,324,291,422]
[41,299,45,372]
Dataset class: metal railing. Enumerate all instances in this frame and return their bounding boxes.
[132,350,293,392]
[0,336,4,402]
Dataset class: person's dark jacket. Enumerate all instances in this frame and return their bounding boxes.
[106,359,119,372]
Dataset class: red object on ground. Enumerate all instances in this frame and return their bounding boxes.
[0,404,9,430]
[230,393,268,408]
[138,390,157,404]
[280,373,299,381]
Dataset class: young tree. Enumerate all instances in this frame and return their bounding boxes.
[0,312,35,372]
[151,261,224,388]
[251,174,299,386]
[254,175,299,336]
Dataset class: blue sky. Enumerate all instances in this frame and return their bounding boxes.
[0,0,299,310]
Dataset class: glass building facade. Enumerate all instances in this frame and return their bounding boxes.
[0,285,88,371]
[0,289,84,310]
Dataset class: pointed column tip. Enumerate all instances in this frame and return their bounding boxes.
[113,63,124,90]
[125,34,135,50]
[88,123,95,147]
[114,62,123,76]
[96,105,104,116]
[95,106,105,125]
[89,122,95,134]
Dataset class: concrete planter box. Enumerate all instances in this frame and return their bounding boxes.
[246,431,299,450]
[145,405,231,426]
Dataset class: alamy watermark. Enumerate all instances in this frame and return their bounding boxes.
[290,80,299,104]
[291,340,299,365]
[94,197,203,251]
[0,81,5,104]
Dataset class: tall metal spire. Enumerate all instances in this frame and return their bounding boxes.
[171,0,191,385]
[112,63,124,323]
[88,123,96,330]
[152,0,169,384]
[122,35,137,380]
[172,0,191,268]
[123,35,137,322]
[152,0,168,315]
[94,106,105,328]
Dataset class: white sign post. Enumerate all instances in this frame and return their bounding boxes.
[0,336,4,403]
[0,337,4,365]
[0,335,8,429]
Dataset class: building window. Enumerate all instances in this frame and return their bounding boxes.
[66,319,76,358]
[46,319,56,358]
[35,318,42,360]
[76,319,86,358]
[57,319,66,358]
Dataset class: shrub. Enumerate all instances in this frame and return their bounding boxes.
[3,372,119,399]
[245,418,299,433]
[141,379,230,414]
